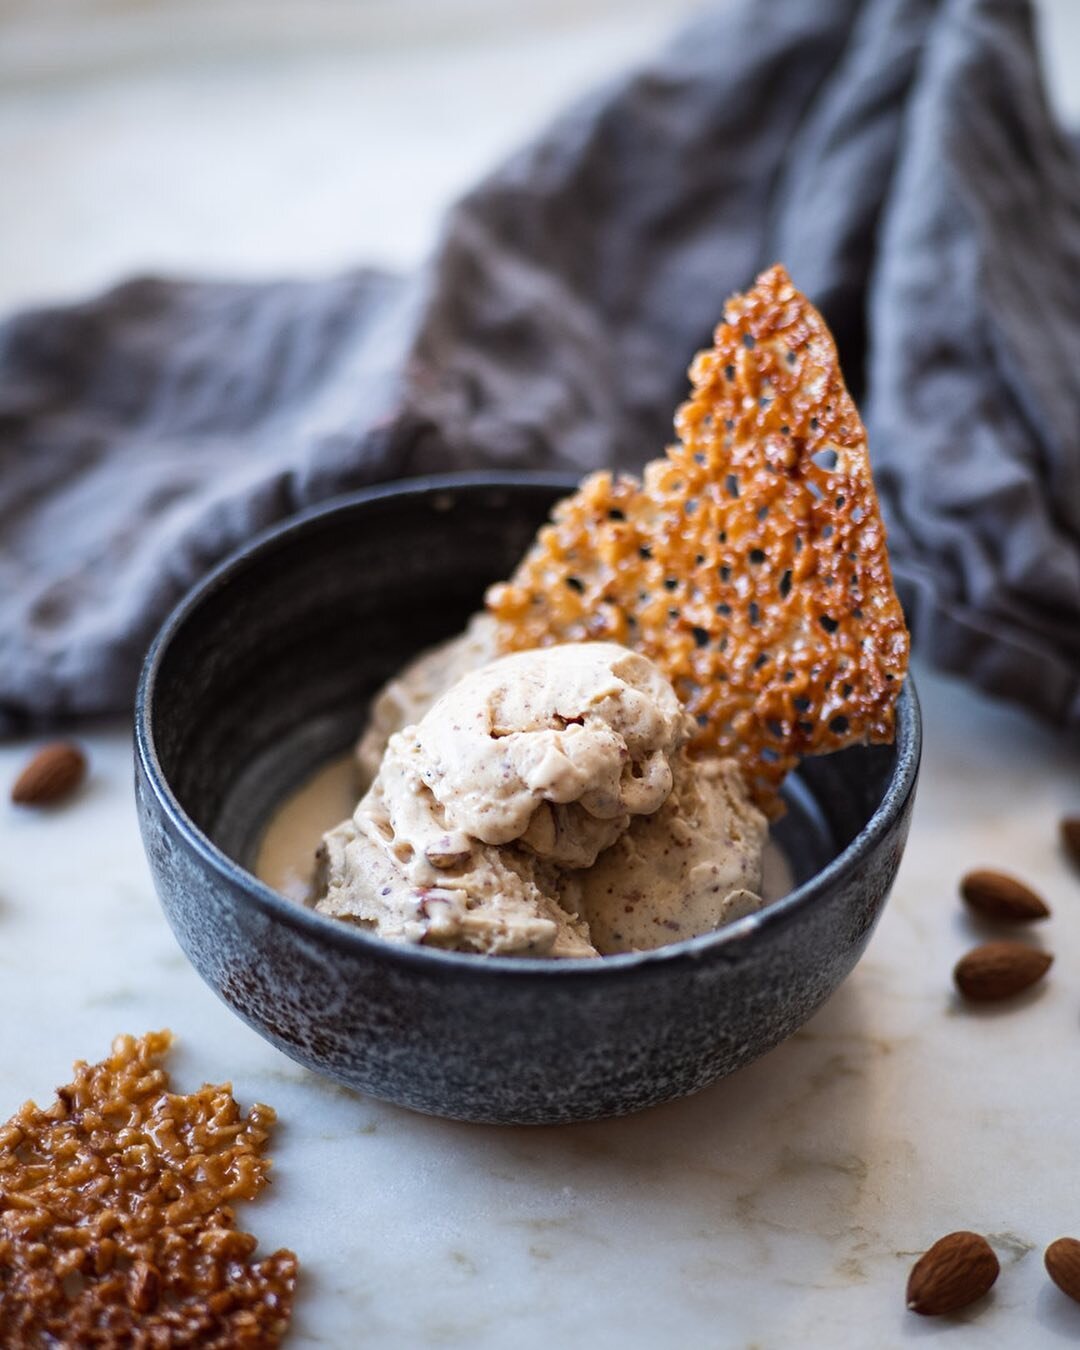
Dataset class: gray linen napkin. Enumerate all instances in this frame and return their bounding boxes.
[2,0,1078,735]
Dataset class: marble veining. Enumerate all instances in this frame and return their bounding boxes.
[2,659,1080,1346]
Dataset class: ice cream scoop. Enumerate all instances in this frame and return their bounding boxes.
[315,640,766,957]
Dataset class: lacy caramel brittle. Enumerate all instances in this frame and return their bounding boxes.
[488,264,909,811]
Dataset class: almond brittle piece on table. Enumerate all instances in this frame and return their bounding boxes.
[0,1030,297,1349]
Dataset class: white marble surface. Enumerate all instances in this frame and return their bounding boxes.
[2,661,1080,1348]
[3,3,1080,1346]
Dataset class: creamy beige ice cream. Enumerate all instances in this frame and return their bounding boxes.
[356,613,497,789]
[313,633,768,958]
[570,756,765,952]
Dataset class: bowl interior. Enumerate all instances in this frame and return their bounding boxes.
[147,475,908,923]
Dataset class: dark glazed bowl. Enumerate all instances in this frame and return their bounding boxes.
[135,473,921,1125]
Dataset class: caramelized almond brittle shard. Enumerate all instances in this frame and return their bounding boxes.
[488,263,909,813]
[0,1030,297,1348]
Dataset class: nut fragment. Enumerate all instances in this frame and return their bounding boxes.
[906,1231,999,1315]
[953,941,1052,1003]
[10,741,86,806]
[424,836,473,870]
[0,1029,297,1347]
[1045,1237,1080,1304]
[960,869,1050,922]
[130,1260,161,1314]
[1060,817,1080,870]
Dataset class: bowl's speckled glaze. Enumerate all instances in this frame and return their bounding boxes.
[135,474,920,1125]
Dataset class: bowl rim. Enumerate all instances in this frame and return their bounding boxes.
[135,471,922,984]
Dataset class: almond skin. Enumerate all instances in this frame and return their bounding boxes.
[1061,817,1080,871]
[907,1231,999,1315]
[1045,1237,1080,1304]
[954,941,1052,1002]
[960,869,1049,922]
[10,742,87,806]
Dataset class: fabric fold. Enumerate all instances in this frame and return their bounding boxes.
[1,0,1078,738]
[866,0,1080,726]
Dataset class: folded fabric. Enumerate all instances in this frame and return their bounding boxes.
[1,0,1078,736]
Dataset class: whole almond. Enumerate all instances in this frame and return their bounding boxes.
[1061,817,1080,871]
[10,742,87,806]
[1045,1237,1080,1304]
[907,1231,999,1315]
[954,940,1052,1002]
[960,869,1049,922]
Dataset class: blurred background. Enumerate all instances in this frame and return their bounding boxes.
[3,0,1079,315]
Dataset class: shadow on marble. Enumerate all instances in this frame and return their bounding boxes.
[943,980,1053,1020]
[1034,1281,1080,1342]
[273,976,897,1273]
[5,773,98,815]
[896,1292,999,1338]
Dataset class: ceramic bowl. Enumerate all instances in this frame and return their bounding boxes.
[135,473,920,1125]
